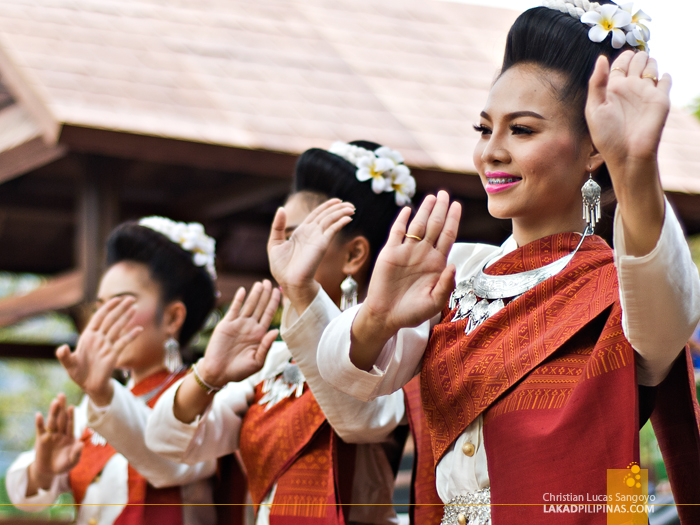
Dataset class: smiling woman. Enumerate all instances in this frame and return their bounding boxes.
[5,218,219,525]
[316,1,700,524]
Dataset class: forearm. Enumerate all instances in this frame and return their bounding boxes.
[608,158,665,257]
[349,303,398,371]
[173,373,216,424]
[25,462,55,497]
[6,451,66,510]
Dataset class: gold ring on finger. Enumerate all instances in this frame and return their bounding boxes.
[404,234,423,242]
[642,74,658,85]
[611,67,626,75]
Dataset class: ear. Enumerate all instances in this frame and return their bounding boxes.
[341,236,371,276]
[162,301,187,339]
[587,143,605,174]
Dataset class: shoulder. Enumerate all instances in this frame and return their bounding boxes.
[448,242,502,279]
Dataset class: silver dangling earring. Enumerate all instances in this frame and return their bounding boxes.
[164,337,182,373]
[581,172,601,234]
[340,275,358,312]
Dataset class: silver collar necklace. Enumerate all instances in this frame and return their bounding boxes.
[449,228,590,334]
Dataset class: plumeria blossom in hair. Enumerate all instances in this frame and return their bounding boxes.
[328,142,416,206]
[542,1,649,50]
[139,216,217,279]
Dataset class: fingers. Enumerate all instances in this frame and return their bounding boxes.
[317,203,355,232]
[423,191,450,246]
[45,397,61,433]
[587,55,609,109]
[405,194,437,240]
[55,396,68,435]
[87,296,126,332]
[224,287,247,321]
[304,198,342,225]
[658,73,672,96]
[436,201,462,257]
[113,326,144,353]
[35,412,46,437]
[256,329,279,365]
[69,441,84,467]
[105,306,136,345]
[66,405,75,438]
[385,207,411,247]
[99,297,136,338]
[252,280,273,321]
[55,344,73,370]
[239,282,263,318]
[259,288,281,329]
[609,50,634,76]
[627,51,649,78]
[268,207,287,249]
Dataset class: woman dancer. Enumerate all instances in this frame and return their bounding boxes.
[147,141,441,524]
[6,217,219,524]
[316,3,700,524]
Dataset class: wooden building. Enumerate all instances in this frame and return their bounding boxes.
[0,0,698,356]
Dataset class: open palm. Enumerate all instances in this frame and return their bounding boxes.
[586,51,671,173]
[33,394,83,478]
[199,280,280,385]
[362,191,461,334]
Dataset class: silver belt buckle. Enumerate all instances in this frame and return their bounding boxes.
[441,488,491,525]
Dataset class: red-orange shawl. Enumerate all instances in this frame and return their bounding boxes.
[420,233,700,524]
[69,370,186,525]
[239,383,356,525]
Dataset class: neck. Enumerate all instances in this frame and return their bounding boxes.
[130,362,169,386]
[511,214,587,247]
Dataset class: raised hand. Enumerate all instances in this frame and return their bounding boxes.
[268,198,354,311]
[198,280,281,386]
[586,51,670,256]
[26,394,83,496]
[56,296,143,406]
[350,191,461,370]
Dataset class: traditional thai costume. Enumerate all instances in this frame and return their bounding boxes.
[7,370,217,525]
[147,289,441,524]
[317,203,700,524]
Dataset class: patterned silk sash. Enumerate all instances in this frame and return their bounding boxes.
[421,233,620,463]
[239,383,355,524]
[69,370,186,525]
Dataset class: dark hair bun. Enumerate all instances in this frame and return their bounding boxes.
[106,222,217,347]
[293,140,407,267]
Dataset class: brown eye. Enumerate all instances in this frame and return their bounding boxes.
[473,124,492,136]
[510,124,533,135]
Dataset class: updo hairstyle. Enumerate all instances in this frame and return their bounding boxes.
[292,140,408,269]
[502,1,636,192]
[105,222,217,347]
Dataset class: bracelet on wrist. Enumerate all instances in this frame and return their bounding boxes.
[191,360,222,395]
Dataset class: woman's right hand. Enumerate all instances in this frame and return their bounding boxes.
[350,191,461,370]
[27,394,83,495]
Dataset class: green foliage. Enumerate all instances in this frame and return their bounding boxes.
[0,476,75,520]
[689,234,700,273]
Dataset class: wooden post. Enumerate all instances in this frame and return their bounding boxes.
[76,155,120,305]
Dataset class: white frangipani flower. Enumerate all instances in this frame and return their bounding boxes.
[328,141,416,204]
[580,3,632,49]
[139,216,217,279]
[356,155,394,194]
[388,165,416,206]
[625,25,649,51]
[619,2,651,38]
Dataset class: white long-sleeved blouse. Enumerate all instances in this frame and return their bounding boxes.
[6,381,217,525]
[146,289,407,525]
[316,202,700,503]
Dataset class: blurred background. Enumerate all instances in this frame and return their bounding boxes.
[0,0,697,523]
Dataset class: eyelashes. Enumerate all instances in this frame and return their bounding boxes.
[473,124,534,136]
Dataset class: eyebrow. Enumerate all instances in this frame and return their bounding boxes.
[480,110,545,121]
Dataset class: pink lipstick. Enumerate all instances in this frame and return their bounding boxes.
[484,172,522,194]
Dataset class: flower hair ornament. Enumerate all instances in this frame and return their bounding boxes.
[328,142,417,206]
[138,216,217,279]
[542,0,651,51]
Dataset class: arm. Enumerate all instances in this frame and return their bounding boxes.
[146,376,255,465]
[586,52,700,384]
[5,451,70,511]
[613,202,700,385]
[282,288,406,443]
[88,379,217,487]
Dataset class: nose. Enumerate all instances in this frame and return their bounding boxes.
[480,130,510,167]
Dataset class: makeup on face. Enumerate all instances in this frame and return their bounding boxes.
[484,171,522,194]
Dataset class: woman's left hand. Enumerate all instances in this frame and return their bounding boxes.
[585,51,671,256]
